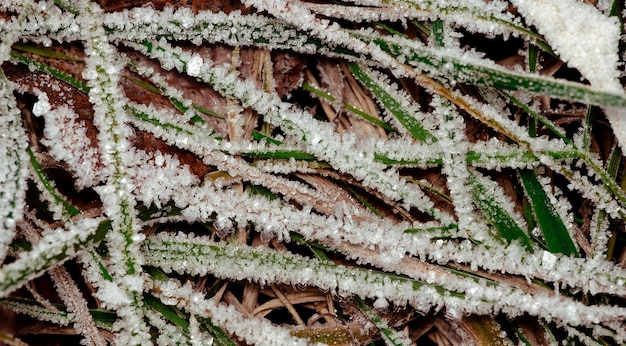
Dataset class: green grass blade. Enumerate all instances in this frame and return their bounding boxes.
[27,148,81,219]
[359,34,626,107]
[12,42,79,60]
[302,83,395,132]
[10,51,89,93]
[143,293,189,330]
[503,91,572,146]
[251,130,283,145]
[469,172,533,252]
[1,297,115,330]
[125,105,194,135]
[197,317,239,346]
[519,170,578,256]
[348,63,437,143]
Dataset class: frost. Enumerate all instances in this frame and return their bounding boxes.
[186,55,204,77]
[32,91,51,116]
[511,0,621,92]
[39,104,102,188]
[2,0,626,343]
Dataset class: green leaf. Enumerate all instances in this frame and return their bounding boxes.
[470,172,534,252]
[12,42,79,60]
[144,293,189,331]
[10,51,89,93]
[519,170,578,256]
[27,148,81,219]
[348,63,437,143]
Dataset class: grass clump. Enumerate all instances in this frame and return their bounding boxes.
[1,0,626,344]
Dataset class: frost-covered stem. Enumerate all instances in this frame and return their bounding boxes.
[0,1,31,262]
[150,277,310,346]
[133,39,454,225]
[0,298,70,328]
[0,217,106,297]
[17,214,106,346]
[144,232,626,335]
[49,268,107,346]
[76,1,150,343]
[433,98,490,241]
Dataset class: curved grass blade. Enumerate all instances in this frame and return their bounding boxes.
[518,169,578,256]
[12,42,79,60]
[101,8,625,107]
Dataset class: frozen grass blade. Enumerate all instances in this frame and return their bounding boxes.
[0,2,31,262]
[4,0,626,344]
[519,170,578,256]
[0,297,115,330]
[28,3,626,107]
[151,277,307,345]
[27,148,81,219]
[75,1,151,343]
[348,63,437,143]
[0,218,109,297]
[0,67,28,261]
[358,32,626,107]
[469,171,533,252]
[143,232,626,333]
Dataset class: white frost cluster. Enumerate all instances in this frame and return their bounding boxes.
[130,150,199,209]
[152,278,310,345]
[511,0,622,93]
[38,98,102,188]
